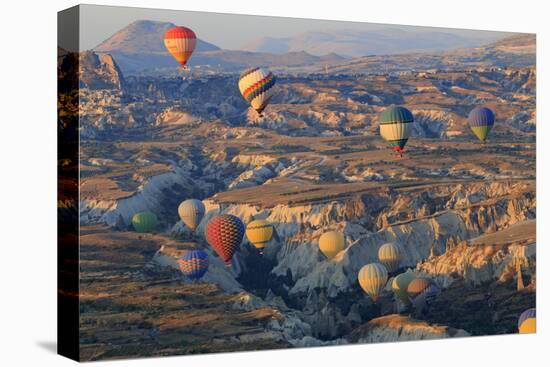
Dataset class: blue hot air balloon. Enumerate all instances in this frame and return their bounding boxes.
[468,107,495,142]
[177,250,209,280]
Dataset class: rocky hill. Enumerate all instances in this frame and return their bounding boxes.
[348,314,469,343]
[79,51,125,90]
[94,20,220,53]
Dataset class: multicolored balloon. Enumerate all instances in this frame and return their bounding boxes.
[205,214,245,264]
[358,263,388,302]
[407,278,440,302]
[391,272,416,302]
[131,211,158,233]
[164,26,197,69]
[518,308,536,334]
[246,219,274,250]
[468,106,495,142]
[378,242,401,272]
[177,250,209,280]
[178,199,205,231]
[379,106,414,155]
[238,67,276,116]
[319,231,345,260]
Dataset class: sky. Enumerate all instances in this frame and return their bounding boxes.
[78,4,513,51]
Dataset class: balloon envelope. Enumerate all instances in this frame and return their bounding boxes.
[358,263,388,302]
[205,214,245,264]
[238,67,276,115]
[518,318,536,334]
[378,242,401,272]
[391,272,416,302]
[178,199,205,231]
[468,107,495,142]
[131,211,158,233]
[246,219,274,249]
[319,231,345,260]
[379,106,414,152]
[407,278,440,302]
[518,308,536,333]
[164,26,197,67]
[177,250,209,280]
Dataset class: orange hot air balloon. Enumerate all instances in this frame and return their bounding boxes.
[164,26,197,69]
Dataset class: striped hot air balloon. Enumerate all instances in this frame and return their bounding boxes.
[518,308,536,334]
[164,26,197,69]
[246,219,274,250]
[177,250,209,280]
[468,107,495,142]
[205,214,245,264]
[319,231,345,260]
[379,106,414,155]
[378,242,402,272]
[238,67,276,116]
[358,263,388,302]
[407,278,440,302]
[391,272,416,303]
[178,199,205,232]
[131,211,158,233]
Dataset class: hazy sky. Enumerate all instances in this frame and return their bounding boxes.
[78,4,512,51]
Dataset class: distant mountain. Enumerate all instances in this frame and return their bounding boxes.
[192,50,347,68]
[241,29,508,57]
[486,33,535,53]
[106,49,347,75]
[311,33,535,75]
[94,20,220,53]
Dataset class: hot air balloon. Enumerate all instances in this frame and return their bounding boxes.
[238,67,276,117]
[358,263,388,302]
[468,107,495,142]
[205,214,244,264]
[246,219,273,251]
[178,199,205,232]
[378,242,401,272]
[177,250,209,280]
[391,272,415,302]
[164,26,197,69]
[131,211,158,233]
[407,278,440,302]
[319,231,345,260]
[518,308,536,334]
[379,106,414,156]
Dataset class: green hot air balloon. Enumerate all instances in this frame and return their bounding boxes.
[379,106,414,156]
[391,272,416,303]
[132,211,158,233]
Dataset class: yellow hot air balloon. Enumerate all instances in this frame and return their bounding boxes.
[246,219,273,250]
[319,231,345,260]
[518,308,536,334]
[378,242,401,272]
[519,318,536,334]
[391,272,415,302]
[358,263,388,302]
[178,199,205,231]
